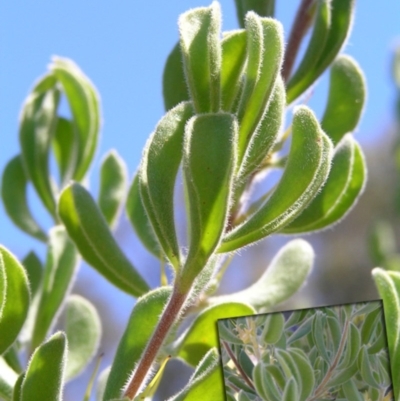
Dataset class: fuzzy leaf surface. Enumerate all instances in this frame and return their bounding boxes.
[139,101,194,269]
[219,106,332,252]
[0,247,30,355]
[59,182,149,296]
[20,332,67,401]
[103,287,172,400]
[179,2,222,112]
[22,251,43,297]
[1,155,47,241]
[98,150,127,228]
[64,294,101,381]
[321,55,366,144]
[234,0,275,27]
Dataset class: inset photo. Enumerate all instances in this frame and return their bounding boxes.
[218,300,394,401]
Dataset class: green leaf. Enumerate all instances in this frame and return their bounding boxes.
[286,0,331,103]
[252,362,281,401]
[0,357,18,401]
[181,113,237,286]
[20,332,67,401]
[98,150,127,228]
[12,373,24,401]
[126,174,161,258]
[261,313,285,344]
[179,2,222,112]
[0,247,30,355]
[287,0,355,104]
[357,345,380,388]
[282,378,298,401]
[22,251,43,296]
[166,348,224,401]
[58,182,149,296]
[0,257,5,321]
[234,0,275,28]
[321,55,366,144]
[163,42,190,111]
[52,116,78,186]
[31,226,79,350]
[103,287,172,400]
[237,75,285,180]
[1,155,47,241]
[312,311,330,363]
[236,14,283,164]
[63,295,101,381]
[219,106,333,252]
[283,135,365,233]
[19,83,59,217]
[369,220,398,268]
[174,302,255,366]
[139,101,194,270]
[341,377,364,401]
[50,57,101,181]
[211,239,313,309]
[220,30,247,111]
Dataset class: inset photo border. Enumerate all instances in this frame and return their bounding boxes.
[218,300,394,401]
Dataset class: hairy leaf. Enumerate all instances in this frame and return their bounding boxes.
[179,2,222,112]
[234,0,275,28]
[22,251,43,297]
[98,150,127,228]
[0,247,30,355]
[20,332,67,401]
[59,182,149,296]
[139,101,194,270]
[31,226,79,350]
[1,155,47,241]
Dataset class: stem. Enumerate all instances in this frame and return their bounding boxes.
[123,288,188,399]
[282,0,316,83]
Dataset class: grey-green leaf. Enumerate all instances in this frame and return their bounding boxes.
[19,77,59,217]
[31,226,79,351]
[98,150,127,228]
[20,332,67,401]
[58,182,149,296]
[63,295,101,381]
[0,247,30,355]
[103,287,172,400]
[181,113,237,286]
[219,106,332,252]
[179,2,222,113]
[162,42,190,111]
[321,55,366,144]
[234,0,275,28]
[50,57,101,181]
[139,101,194,270]
[211,239,313,309]
[1,155,47,241]
[126,174,161,258]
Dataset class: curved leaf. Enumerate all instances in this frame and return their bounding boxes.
[211,239,313,309]
[321,55,367,144]
[286,0,331,103]
[0,256,5,321]
[20,332,67,401]
[221,30,247,111]
[163,42,190,111]
[103,287,172,400]
[139,101,194,270]
[98,150,127,228]
[63,295,101,381]
[234,0,275,28]
[126,174,161,258]
[58,182,149,296]
[287,0,355,103]
[31,226,79,350]
[0,247,30,355]
[219,106,333,252]
[179,2,222,112]
[282,135,364,233]
[181,113,237,286]
[236,14,283,164]
[22,251,43,297]
[50,57,101,181]
[19,82,59,217]
[167,348,224,401]
[174,302,255,366]
[1,155,47,241]
[0,357,18,401]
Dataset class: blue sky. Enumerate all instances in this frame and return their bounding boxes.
[1,1,400,399]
